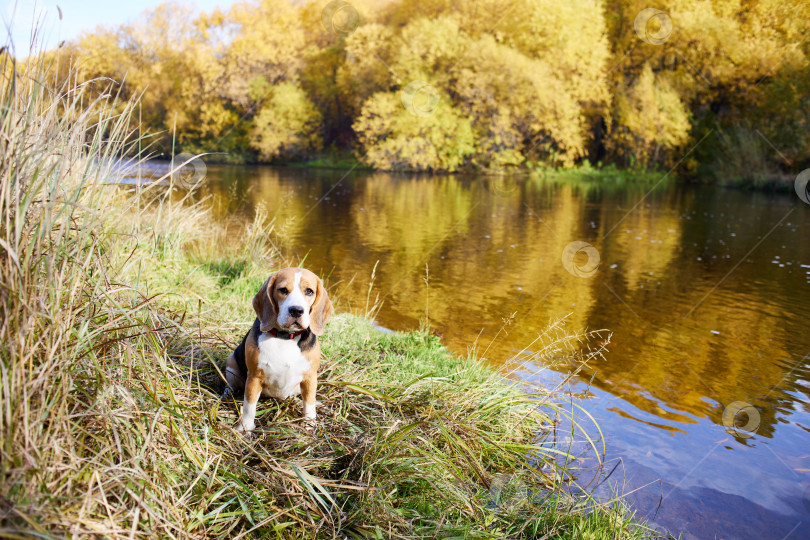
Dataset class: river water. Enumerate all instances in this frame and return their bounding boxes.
[179,164,809,539]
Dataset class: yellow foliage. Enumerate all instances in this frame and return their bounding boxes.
[609,64,691,167]
[250,82,323,161]
[353,91,475,171]
[455,35,586,167]
[337,23,396,116]
[221,0,307,109]
[395,16,466,85]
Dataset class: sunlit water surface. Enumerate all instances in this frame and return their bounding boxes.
[148,163,810,539]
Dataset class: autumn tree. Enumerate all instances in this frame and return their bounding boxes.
[250,82,323,161]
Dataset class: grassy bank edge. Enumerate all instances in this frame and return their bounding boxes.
[193,145,798,194]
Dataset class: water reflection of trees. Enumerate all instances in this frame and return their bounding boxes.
[204,167,809,437]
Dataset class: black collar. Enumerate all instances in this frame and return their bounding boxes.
[268,327,307,340]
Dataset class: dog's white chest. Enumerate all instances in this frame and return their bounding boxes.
[256,334,310,399]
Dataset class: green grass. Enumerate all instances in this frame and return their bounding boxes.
[0,43,667,539]
[291,154,372,171]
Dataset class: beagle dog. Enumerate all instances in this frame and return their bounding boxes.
[224,267,333,433]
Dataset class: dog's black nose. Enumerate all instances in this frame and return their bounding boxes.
[288,306,304,318]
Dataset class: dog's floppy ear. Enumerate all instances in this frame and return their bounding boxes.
[309,277,333,336]
[253,273,279,333]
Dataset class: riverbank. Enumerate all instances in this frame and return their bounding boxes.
[217,149,799,194]
[0,54,666,539]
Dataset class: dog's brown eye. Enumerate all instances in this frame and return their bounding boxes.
[278,287,288,295]
[305,288,314,296]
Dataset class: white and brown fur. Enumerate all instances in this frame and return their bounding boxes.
[224,267,333,433]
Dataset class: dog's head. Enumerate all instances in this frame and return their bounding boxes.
[252,267,333,335]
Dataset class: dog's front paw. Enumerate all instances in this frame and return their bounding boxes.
[234,420,255,437]
[304,402,317,420]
